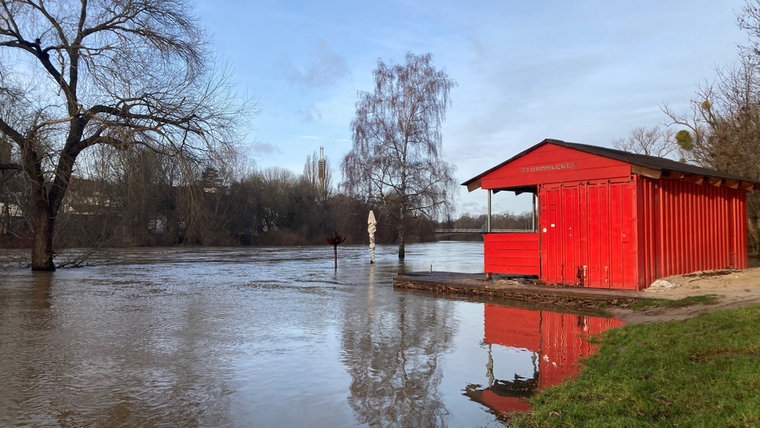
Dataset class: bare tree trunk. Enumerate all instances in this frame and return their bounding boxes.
[398,229,405,260]
[24,142,58,270]
[31,202,55,271]
[399,147,407,260]
[33,144,76,270]
[398,203,406,260]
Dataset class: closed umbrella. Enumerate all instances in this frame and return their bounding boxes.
[368,210,376,264]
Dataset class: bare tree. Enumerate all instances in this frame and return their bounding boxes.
[661,1,760,257]
[739,0,760,59]
[663,59,760,257]
[660,1,760,176]
[0,0,246,270]
[613,125,679,159]
[662,56,760,177]
[342,52,456,259]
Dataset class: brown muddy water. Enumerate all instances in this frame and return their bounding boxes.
[0,242,622,427]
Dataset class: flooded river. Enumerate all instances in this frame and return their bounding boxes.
[0,242,622,427]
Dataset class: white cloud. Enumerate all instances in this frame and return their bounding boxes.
[276,41,349,88]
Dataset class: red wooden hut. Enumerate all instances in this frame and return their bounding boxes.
[462,139,758,290]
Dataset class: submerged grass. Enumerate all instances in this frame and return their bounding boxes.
[510,305,760,427]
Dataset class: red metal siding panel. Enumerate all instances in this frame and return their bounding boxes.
[540,184,580,285]
[732,194,748,268]
[483,233,540,275]
[644,178,749,278]
[586,184,605,287]
[635,176,657,287]
[623,180,640,288]
[610,183,624,286]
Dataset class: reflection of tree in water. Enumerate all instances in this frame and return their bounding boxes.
[341,294,457,427]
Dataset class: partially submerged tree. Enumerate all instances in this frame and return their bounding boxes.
[342,52,456,259]
[0,0,244,270]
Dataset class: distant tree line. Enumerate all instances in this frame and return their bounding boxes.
[0,144,451,249]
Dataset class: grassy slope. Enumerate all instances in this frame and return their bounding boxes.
[510,306,760,427]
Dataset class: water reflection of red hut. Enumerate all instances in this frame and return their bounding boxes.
[467,304,624,415]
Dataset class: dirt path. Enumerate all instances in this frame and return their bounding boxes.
[610,268,760,324]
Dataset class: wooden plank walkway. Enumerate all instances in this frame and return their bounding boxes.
[393,271,655,310]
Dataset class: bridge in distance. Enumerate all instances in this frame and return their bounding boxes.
[433,228,531,234]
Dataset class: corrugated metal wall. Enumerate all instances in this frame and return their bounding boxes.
[637,176,748,282]
[538,176,749,290]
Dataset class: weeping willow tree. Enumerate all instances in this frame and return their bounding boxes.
[342,52,456,259]
[0,0,246,270]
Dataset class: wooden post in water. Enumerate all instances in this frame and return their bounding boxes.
[326,231,347,269]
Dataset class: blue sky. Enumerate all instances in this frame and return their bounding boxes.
[196,0,747,215]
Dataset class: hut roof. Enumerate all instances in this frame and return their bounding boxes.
[462,138,760,192]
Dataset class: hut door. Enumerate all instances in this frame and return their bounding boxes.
[539,185,583,286]
[540,180,637,289]
[539,187,558,283]
[581,180,638,288]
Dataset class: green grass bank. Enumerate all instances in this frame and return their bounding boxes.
[510,305,760,427]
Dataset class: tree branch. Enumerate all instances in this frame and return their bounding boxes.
[0,116,24,147]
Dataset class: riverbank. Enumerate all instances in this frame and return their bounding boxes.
[393,272,642,312]
[394,268,760,324]
[500,269,760,426]
[509,304,760,426]
[612,268,760,324]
